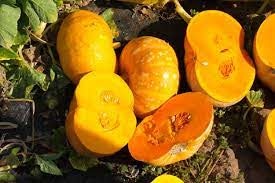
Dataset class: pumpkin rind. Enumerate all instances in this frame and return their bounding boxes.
[128,92,213,166]
[120,36,180,118]
[184,10,255,107]
[261,109,275,171]
[253,14,275,92]
[57,10,116,84]
[151,174,184,183]
[66,72,136,156]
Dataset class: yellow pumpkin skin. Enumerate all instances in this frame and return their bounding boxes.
[66,72,137,156]
[253,14,275,92]
[120,36,179,118]
[184,10,255,107]
[260,109,275,171]
[151,174,184,183]
[57,10,116,84]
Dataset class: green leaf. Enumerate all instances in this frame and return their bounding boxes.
[13,29,29,46]
[0,48,19,61]
[40,152,64,161]
[50,126,67,151]
[101,8,120,39]
[246,90,264,108]
[35,155,63,175]
[0,4,21,48]
[22,0,58,31]
[0,172,16,182]
[69,152,98,172]
[5,153,20,167]
[1,0,17,6]
[54,0,63,7]
[2,59,50,98]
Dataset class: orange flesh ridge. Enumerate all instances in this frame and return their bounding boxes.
[128,92,213,161]
[186,10,255,103]
[255,14,275,68]
[267,109,275,148]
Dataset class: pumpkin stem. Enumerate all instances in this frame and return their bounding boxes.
[171,0,192,23]
[113,42,121,49]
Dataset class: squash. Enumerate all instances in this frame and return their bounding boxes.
[57,10,116,84]
[184,10,255,107]
[128,92,213,166]
[151,174,184,183]
[260,109,275,171]
[253,14,275,92]
[66,72,137,156]
[120,36,180,118]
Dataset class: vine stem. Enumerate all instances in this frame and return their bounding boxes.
[243,106,252,121]
[172,0,192,23]
[257,0,270,14]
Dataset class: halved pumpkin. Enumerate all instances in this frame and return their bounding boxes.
[66,72,137,156]
[260,109,275,171]
[253,13,275,92]
[128,92,213,166]
[151,174,184,183]
[57,10,116,84]
[184,10,255,107]
[120,36,179,118]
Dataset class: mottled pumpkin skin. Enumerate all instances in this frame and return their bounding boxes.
[151,174,184,183]
[57,10,116,84]
[261,109,275,171]
[184,10,255,107]
[253,14,275,92]
[120,36,179,118]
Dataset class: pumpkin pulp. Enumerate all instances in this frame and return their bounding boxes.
[128,92,213,163]
[185,10,255,106]
[66,72,136,156]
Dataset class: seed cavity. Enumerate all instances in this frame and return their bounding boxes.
[101,90,120,104]
[219,59,235,78]
[98,111,119,131]
[169,112,192,132]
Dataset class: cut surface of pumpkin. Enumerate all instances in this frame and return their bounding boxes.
[151,174,184,183]
[253,13,275,92]
[57,10,116,84]
[120,36,179,118]
[184,10,255,106]
[261,109,275,170]
[66,72,136,156]
[128,92,213,166]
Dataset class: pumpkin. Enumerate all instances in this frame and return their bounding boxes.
[253,13,275,92]
[151,174,184,183]
[119,36,180,118]
[57,10,116,84]
[128,92,213,166]
[260,109,275,171]
[66,72,137,156]
[184,10,255,107]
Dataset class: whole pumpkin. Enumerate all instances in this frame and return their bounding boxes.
[57,10,116,84]
[151,174,184,183]
[119,36,179,118]
[253,13,275,92]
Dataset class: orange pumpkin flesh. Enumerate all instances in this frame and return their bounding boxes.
[57,10,116,84]
[260,109,275,171]
[184,10,255,107]
[253,14,275,92]
[120,36,180,118]
[128,92,213,166]
[66,72,136,156]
